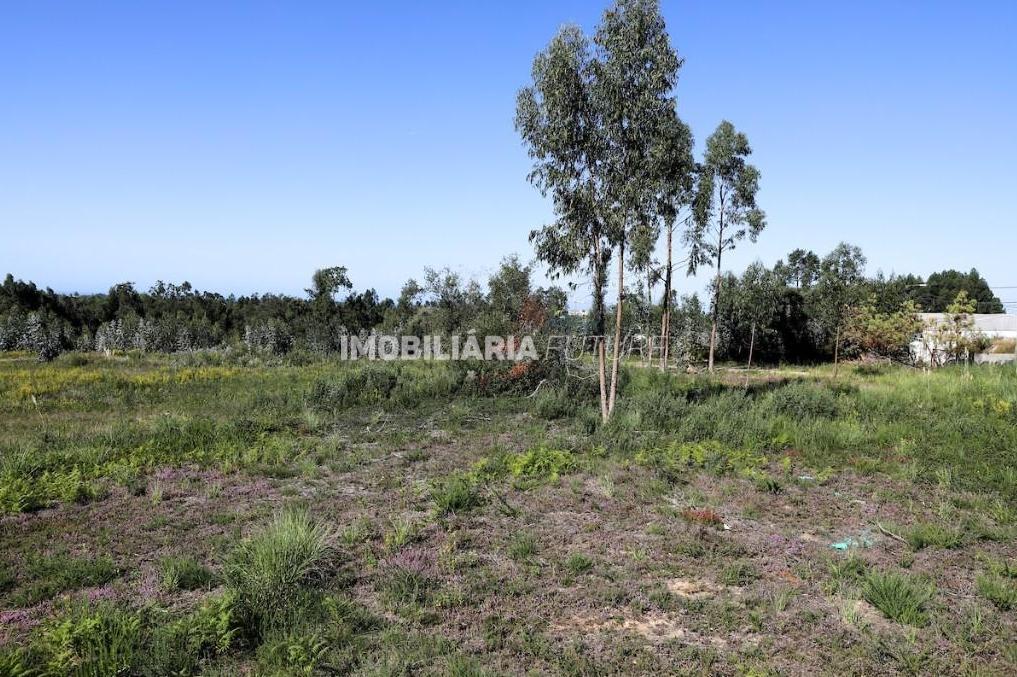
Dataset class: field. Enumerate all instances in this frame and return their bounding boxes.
[1,352,1016,675]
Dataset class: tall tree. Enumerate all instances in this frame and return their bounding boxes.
[516,25,613,420]
[737,262,780,368]
[649,109,695,369]
[593,0,683,414]
[688,121,766,371]
[811,243,866,376]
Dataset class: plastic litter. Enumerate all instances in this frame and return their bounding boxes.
[798,475,815,482]
[830,530,876,550]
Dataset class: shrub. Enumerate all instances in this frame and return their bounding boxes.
[159,555,215,592]
[430,473,482,515]
[563,553,593,575]
[635,440,763,482]
[142,594,236,675]
[31,602,142,676]
[506,446,576,481]
[862,571,934,626]
[767,382,839,419]
[531,388,577,420]
[224,509,335,638]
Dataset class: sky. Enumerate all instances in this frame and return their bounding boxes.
[2,1,1016,311]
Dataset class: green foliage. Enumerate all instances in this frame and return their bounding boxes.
[636,440,763,482]
[430,473,483,516]
[563,553,593,576]
[159,555,215,592]
[8,551,118,607]
[506,446,577,481]
[862,571,934,626]
[766,382,839,419]
[31,602,141,677]
[975,573,1017,611]
[902,523,963,551]
[508,533,539,561]
[223,509,335,638]
[143,595,237,675]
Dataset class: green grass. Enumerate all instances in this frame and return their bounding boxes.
[976,573,1017,611]
[223,509,335,638]
[1,355,1016,674]
[159,555,215,592]
[6,551,119,607]
[863,571,935,626]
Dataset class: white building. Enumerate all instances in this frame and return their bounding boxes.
[913,313,1017,365]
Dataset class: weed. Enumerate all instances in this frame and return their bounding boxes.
[430,473,482,515]
[563,553,593,576]
[903,522,963,550]
[159,555,215,592]
[31,601,141,676]
[508,533,538,561]
[9,551,119,607]
[863,571,934,626]
[720,560,758,587]
[975,573,1017,611]
[224,509,335,638]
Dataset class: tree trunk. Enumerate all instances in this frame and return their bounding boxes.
[708,247,723,373]
[660,223,673,370]
[608,240,625,416]
[593,239,609,421]
[708,191,725,373]
[747,322,756,369]
[833,323,841,378]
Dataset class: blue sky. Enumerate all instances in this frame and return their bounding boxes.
[2,1,1015,310]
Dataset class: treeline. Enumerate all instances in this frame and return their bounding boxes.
[0,256,569,360]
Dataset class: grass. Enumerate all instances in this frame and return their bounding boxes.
[223,508,335,637]
[0,355,1015,673]
[863,571,935,626]
[159,555,215,591]
[5,551,119,607]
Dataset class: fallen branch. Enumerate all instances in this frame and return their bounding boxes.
[874,522,908,545]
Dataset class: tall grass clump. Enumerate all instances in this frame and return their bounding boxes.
[224,509,336,638]
[863,571,934,626]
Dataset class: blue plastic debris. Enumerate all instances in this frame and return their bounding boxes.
[830,530,876,550]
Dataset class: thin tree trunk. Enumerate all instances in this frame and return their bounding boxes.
[593,239,609,421]
[608,240,625,416]
[747,322,756,369]
[708,246,723,372]
[833,323,841,378]
[708,191,725,373]
[660,223,673,370]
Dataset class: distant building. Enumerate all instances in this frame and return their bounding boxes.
[913,313,1017,365]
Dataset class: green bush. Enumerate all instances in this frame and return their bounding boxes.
[635,440,763,482]
[766,381,840,419]
[142,594,236,675]
[31,601,142,676]
[224,509,335,638]
[506,446,577,481]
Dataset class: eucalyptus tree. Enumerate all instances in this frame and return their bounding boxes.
[516,24,614,419]
[592,0,683,413]
[811,242,867,375]
[650,110,695,368]
[688,121,766,371]
[736,262,780,368]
